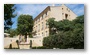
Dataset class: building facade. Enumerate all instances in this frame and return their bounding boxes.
[33,4,77,38]
[4,4,78,49]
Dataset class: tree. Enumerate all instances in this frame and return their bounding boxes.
[9,29,18,37]
[47,18,56,35]
[4,4,16,30]
[43,15,84,49]
[4,29,18,37]
[17,14,33,38]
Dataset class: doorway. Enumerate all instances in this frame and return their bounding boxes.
[65,14,68,19]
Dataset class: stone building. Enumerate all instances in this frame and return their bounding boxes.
[33,4,77,38]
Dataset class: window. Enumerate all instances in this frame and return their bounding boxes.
[40,17,41,20]
[36,19,38,24]
[33,27,35,31]
[40,16,43,20]
[65,14,68,19]
[37,19,39,23]
[46,12,47,16]
[36,20,37,24]
[46,20,48,28]
[46,31,47,36]
[45,12,48,17]
[37,18,40,23]
[42,22,44,30]
[42,15,43,20]
[46,31,49,36]
[38,24,40,32]
[42,32,43,37]
[62,13,64,15]
[36,26,37,32]
[38,18,40,22]
[69,10,70,12]
[62,8,63,10]
[35,20,36,24]
[43,14,45,18]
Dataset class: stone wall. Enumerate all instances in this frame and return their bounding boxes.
[4,37,43,49]
[4,37,19,48]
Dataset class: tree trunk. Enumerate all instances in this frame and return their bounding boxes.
[25,34,27,42]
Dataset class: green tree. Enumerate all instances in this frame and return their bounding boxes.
[4,4,16,30]
[5,29,18,37]
[47,18,56,35]
[17,14,33,38]
[10,29,18,37]
[43,15,84,49]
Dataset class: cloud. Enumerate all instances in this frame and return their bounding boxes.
[16,4,84,17]
[12,4,84,29]
[16,4,52,18]
[12,4,52,29]
[66,4,84,16]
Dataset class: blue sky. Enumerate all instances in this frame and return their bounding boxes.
[12,4,84,29]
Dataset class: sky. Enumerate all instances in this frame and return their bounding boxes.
[12,4,84,29]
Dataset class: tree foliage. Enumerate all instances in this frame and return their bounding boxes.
[5,29,18,37]
[4,4,16,30]
[17,14,33,37]
[43,15,84,49]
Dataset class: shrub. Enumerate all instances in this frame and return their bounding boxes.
[43,15,84,49]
